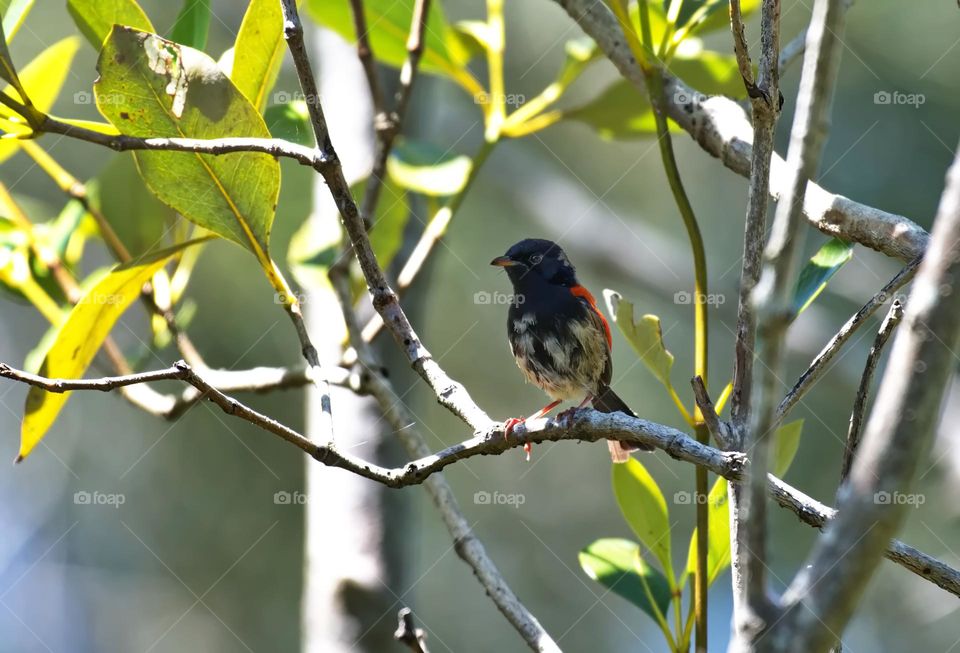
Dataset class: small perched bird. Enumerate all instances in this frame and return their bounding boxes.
[491,238,651,463]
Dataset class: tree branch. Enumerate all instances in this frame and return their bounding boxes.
[3,357,957,602]
[839,299,904,482]
[771,137,960,651]
[553,0,928,262]
[776,259,918,425]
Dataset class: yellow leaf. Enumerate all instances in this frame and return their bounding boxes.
[0,36,81,164]
[17,239,207,460]
[603,289,675,388]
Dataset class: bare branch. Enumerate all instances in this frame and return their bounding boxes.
[839,299,904,481]
[691,375,735,450]
[772,136,960,651]
[776,260,919,425]
[553,0,928,262]
[394,608,430,653]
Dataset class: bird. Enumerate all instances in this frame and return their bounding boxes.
[490,238,651,463]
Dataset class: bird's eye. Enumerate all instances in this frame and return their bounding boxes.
[530,254,543,265]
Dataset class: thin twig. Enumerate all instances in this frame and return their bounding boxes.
[394,608,430,653]
[776,259,919,425]
[280,0,493,433]
[839,299,904,482]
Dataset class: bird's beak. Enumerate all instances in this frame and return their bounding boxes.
[490,255,518,267]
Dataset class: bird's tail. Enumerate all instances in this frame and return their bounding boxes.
[593,386,654,462]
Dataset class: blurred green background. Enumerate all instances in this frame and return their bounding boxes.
[1,0,958,651]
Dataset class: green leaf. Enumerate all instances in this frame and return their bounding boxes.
[94,27,280,265]
[793,238,853,315]
[565,79,681,139]
[288,210,342,291]
[612,458,673,577]
[678,0,760,37]
[305,0,471,83]
[684,476,731,587]
[264,100,313,147]
[17,239,207,461]
[0,37,81,163]
[604,290,675,389]
[669,48,748,98]
[67,0,154,50]
[387,138,472,197]
[773,419,804,477]
[168,0,210,50]
[1,0,36,41]
[579,538,672,622]
[450,20,491,61]
[92,154,178,256]
[232,0,286,111]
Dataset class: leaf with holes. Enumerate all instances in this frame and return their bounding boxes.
[17,239,208,461]
[613,458,674,579]
[580,538,672,623]
[95,27,280,269]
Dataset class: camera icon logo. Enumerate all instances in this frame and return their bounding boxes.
[873,91,892,105]
[674,291,692,305]
[74,490,92,504]
[73,91,93,105]
[274,491,292,505]
[474,490,492,505]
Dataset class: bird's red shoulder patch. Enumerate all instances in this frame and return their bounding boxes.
[570,285,612,349]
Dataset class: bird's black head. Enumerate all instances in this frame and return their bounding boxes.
[491,238,578,288]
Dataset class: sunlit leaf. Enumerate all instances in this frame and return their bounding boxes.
[793,238,853,315]
[773,419,804,477]
[387,138,472,197]
[95,27,280,264]
[288,210,341,291]
[18,240,207,460]
[579,538,672,622]
[677,0,760,37]
[232,0,285,111]
[0,37,81,163]
[450,20,490,61]
[264,100,313,147]
[168,0,210,50]
[67,0,154,49]
[1,0,36,41]
[604,290,675,389]
[613,458,673,577]
[684,477,731,587]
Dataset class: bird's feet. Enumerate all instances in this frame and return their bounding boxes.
[556,407,582,429]
[503,417,525,440]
